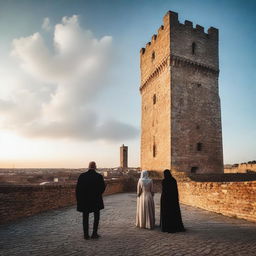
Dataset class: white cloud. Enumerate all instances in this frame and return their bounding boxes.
[42,17,51,31]
[0,15,139,141]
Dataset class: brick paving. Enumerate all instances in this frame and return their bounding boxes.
[0,193,256,256]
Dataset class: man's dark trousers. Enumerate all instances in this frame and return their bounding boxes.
[83,211,100,236]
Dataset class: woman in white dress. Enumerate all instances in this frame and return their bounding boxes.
[136,170,155,229]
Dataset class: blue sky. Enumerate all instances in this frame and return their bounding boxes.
[0,0,255,167]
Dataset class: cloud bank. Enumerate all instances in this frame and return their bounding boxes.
[0,15,138,141]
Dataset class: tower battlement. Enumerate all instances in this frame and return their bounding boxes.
[140,11,218,57]
[140,10,219,91]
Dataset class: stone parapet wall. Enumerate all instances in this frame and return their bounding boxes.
[224,163,256,173]
[1,177,255,224]
[151,179,256,222]
[178,172,256,182]
[0,179,129,224]
[178,181,256,223]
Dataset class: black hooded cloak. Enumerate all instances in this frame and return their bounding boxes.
[160,169,185,233]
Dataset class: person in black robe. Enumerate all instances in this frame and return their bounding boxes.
[76,161,106,239]
[160,169,185,233]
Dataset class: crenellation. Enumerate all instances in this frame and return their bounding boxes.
[195,24,204,33]
[208,26,219,38]
[157,25,164,34]
[178,22,215,39]
[164,10,179,26]
[152,34,157,41]
[184,20,193,27]
[141,27,165,57]
[140,47,145,55]
[141,12,218,67]
[146,41,151,48]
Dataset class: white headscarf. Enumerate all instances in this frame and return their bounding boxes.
[139,170,152,185]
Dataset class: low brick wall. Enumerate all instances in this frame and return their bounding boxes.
[104,179,128,195]
[151,179,256,222]
[225,163,256,173]
[1,177,255,224]
[177,181,256,223]
[0,179,129,224]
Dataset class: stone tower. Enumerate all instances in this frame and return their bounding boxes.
[120,144,128,169]
[140,11,223,173]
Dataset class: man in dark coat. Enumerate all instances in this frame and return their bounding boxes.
[76,161,106,239]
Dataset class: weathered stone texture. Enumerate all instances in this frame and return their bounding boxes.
[0,179,130,224]
[140,11,223,173]
[140,19,171,171]
[152,178,256,223]
[225,163,256,173]
[1,176,255,224]
[178,181,256,223]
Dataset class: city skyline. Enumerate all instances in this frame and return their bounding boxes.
[0,0,255,168]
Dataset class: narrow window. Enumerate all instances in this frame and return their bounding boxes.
[192,42,196,54]
[197,142,202,151]
[153,94,156,104]
[197,83,201,88]
[196,125,200,130]
[191,167,198,173]
[151,51,155,61]
[153,144,156,157]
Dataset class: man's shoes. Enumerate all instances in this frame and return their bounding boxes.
[91,233,100,239]
[84,234,90,240]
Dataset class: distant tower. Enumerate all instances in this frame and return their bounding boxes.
[120,144,128,169]
[140,11,223,173]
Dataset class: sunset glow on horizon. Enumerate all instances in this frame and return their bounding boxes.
[0,0,255,168]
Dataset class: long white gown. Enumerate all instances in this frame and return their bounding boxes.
[136,171,155,229]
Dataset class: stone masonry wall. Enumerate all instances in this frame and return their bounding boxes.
[1,176,255,224]
[0,179,129,224]
[178,181,256,222]
[140,11,223,173]
[225,163,256,173]
[140,14,171,171]
[152,179,256,223]
[169,11,223,173]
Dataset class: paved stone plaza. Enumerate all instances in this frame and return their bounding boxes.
[0,193,256,256]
